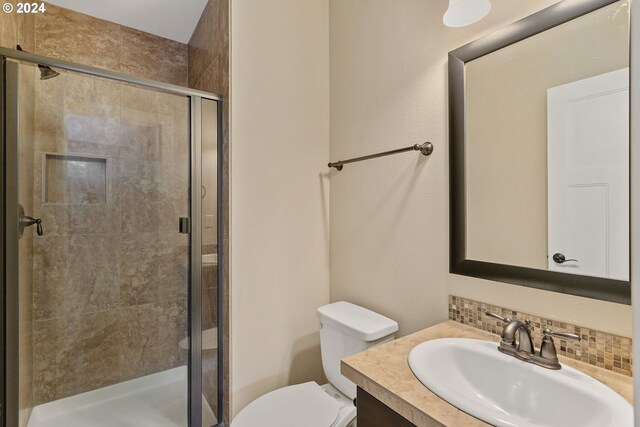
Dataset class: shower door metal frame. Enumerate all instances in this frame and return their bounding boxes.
[2,55,20,427]
[0,47,225,427]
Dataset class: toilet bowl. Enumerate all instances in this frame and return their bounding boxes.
[231,382,356,427]
[231,302,398,427]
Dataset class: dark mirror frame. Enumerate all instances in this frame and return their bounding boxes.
[449,0,631,305]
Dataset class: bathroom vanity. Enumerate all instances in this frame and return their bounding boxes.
[341,321,632,427]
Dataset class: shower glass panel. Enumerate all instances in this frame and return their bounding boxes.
[2,53,222,427]
[18,58,190,427]
[201,98,219,427]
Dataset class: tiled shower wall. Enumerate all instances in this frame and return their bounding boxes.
[1,0,230,416]
[1,0,194,408]
[31,70,191,404]
[34,3,188,86]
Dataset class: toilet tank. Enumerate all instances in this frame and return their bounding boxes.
[317,302,398,400]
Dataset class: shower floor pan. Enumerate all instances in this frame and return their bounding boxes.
[27,366,217,427]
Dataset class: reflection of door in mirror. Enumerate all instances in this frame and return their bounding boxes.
[463,0,629,278]
[547,68,629,280]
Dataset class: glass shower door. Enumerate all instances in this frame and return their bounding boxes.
[6,58,195,427]
[200,98,220,427]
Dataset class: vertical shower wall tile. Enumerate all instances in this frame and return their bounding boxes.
[158,233,189,303]
[33,77,66,154]
[33,318,65,404]
[118,164,166,235]
[188,0,229,96]
[34,3,188,86]
[118,233,162,306]
[34,4,122,71]
[120,304,164,379]
[120,84,167,116]
[0,1,35,51]
[10,0,194,407]
[33,234,120,321]
[38,205,69,236]
[65,234,120,314]
[117,157,163,198]
[31,75,190,403]
[57,311,123,397]
[120,27,188,87]
[63,73,120,120]
[156,299,189,366]
[171,105,191,219]
[119,122,161,161]
[67,203,120,236]
[33,236,70,321]
[65,114,122,158]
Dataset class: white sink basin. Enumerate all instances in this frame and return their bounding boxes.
[408,338,632,427]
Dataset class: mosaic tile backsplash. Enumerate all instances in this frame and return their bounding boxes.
[449,295,633,377]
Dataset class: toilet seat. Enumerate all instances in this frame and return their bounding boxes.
[232,382,355,427]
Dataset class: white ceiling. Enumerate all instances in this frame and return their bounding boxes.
[46,0,209,44]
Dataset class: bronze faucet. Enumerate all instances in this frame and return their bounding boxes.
[486,311,580,370]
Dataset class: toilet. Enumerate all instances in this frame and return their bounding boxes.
[231,301,398,427]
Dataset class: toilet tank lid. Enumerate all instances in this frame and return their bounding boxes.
[317,302,398,342]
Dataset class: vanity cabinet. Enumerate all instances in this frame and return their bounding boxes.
[357,388,421,427]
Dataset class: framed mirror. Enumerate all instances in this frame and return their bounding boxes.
[449,0,630,304]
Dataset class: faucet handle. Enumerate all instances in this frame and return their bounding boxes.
[485,311,511,324]
[539,328,581,369]
[543,328,580,342]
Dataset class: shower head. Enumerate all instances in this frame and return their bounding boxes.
[38,64,60,80]
[16,45,60,80]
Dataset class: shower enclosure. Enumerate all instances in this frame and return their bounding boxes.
[0,48,224,427]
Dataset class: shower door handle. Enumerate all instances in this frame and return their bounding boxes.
[179,217,191,234]
[19,204,43,236]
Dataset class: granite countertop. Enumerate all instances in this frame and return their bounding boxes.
[341,320,633,427]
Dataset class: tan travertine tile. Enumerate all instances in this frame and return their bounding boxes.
[35,3,122,71]
[120,27,187,87]
[449,295,633,376]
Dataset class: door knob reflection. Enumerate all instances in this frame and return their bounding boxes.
[552,253,578,264]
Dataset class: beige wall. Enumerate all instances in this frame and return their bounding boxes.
[329,0,451,336]
[329,0,632,338]
[466,1,629,269]
[229,0,330,418]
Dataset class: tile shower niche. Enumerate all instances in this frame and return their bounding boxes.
[44,153,107,205]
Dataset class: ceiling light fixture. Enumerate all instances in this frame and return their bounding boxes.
[443,0,492,27]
